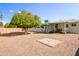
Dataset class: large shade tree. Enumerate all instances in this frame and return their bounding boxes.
[0,12,3,20]
[10,10,41,32]
[0,11,3,27]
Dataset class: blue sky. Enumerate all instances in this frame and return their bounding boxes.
[0,3,79,24]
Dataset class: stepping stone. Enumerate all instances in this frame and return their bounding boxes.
[37,38,61,47]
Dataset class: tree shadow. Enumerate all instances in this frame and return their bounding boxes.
[75,48,79,56]
[33,32,65,34]
[0,32,30,37]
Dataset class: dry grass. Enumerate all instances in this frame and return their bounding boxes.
[0,33,79,56]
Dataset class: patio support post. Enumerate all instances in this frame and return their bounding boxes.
[44,26,47,32]
[44,26,48,33]
[46,26,48,33]
[64,23,66,34]
[54,24,55,32]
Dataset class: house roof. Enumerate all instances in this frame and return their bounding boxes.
[49,19,79,24]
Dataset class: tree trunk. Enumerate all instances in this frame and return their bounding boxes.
[22,28,28,34]
[22,27,30,34]
[25,28,28,34]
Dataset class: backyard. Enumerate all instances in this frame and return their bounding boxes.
[0,3,79,56]
[0,33,79,56]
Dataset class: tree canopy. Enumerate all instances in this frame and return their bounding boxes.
[0,11,3,20]
[0,11,3,27]
[10,10,41,28]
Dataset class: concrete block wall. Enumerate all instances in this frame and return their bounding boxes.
[0,28,23,34]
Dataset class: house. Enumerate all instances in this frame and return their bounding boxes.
[43,19,79,34]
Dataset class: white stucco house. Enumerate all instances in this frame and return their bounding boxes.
[44,19,79,34]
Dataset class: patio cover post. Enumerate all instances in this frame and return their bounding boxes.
[44,26,48,33]
[64,23,66,34]
[44,26,46,32]
[53,24,55,32]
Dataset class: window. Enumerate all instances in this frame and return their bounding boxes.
[66,24,68,28]
[55,24,58,28]
[72,23,77,27]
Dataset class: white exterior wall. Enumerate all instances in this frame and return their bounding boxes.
[47,24,54,32]
[44,22,79,33]
[66,22,79,33]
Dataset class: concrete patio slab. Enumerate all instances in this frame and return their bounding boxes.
[37,38,62,47]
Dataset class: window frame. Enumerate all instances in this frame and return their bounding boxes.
[71,23,77,27]
[66,24,68,28]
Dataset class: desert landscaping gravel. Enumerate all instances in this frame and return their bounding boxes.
[0,33,79,56]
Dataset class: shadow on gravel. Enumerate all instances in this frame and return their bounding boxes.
[75,48,79,56]
[33,32,65,34]
[0,32,30,37]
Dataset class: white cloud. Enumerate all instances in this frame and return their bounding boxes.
[18,11,21,13]
[9,10,14,13]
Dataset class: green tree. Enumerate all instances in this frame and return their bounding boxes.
[4,22,17,28]
[4,23,10,28]
[33,15,41,28]
[0,12,3,20]
[0,11,3,27]
[10,10,41,33]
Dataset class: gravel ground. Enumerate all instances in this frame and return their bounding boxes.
[0,33,79,56]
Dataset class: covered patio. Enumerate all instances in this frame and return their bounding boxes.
[44,22,67,34]
[44,19,79,34]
